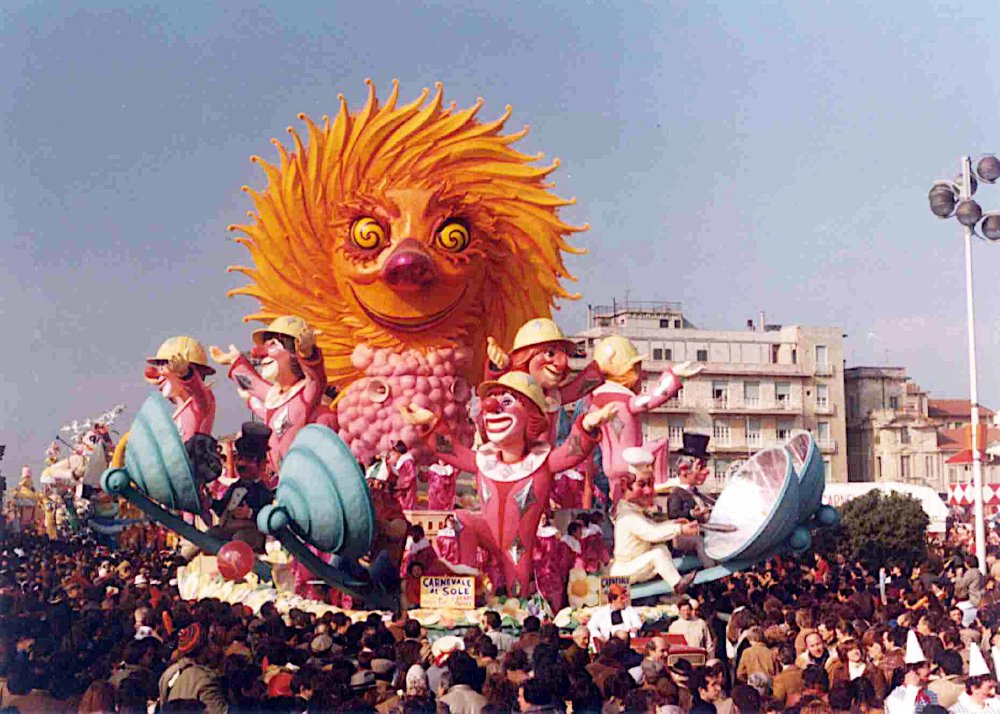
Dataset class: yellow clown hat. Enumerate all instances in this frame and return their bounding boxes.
[252,316,310,346]
[594,335,646,377]
[510,318,576,355]
[147,336,215,375]
[477,371,547,415]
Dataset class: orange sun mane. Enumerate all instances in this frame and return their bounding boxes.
[228,80,586,387]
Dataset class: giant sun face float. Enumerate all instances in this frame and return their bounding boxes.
[228,80,587,464]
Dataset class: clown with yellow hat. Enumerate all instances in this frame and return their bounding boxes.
[485,318,604,442]
[401,371,618,599]
[144,335,217,442]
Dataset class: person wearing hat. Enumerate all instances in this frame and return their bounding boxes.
[157,623,228,714]
[144,335,217,442]
[402,371,617,597]
[948,643,1000,713]
[180,422,272,563]
[485,317,605,442]
[211,315,327,473]
[588,335,704,501]
[884,630,939,714]
[608,454,699,591]
[666,433,718,569]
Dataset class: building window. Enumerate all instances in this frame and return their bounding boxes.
[653,348,663,361]
[816,345,828,366]
[889,396,899,409]
[925,455,934,480]
[674,319,682,328]
[744,381,760,406]
[791,348,797,365]
[776,382,791,407]
[771,345,780,364]
[664,348,672,360]
[714,459,731,481]
[712,381,728,407]
[823,458,831,480]
[816,384,829,409]
[668,420,684,442]
[816,422,830,444]
[900,455,911,480]
[876,456,882,480]
[777,419,793,440]
[746,418,761,447]
[697,349,708,362]
[713,420,731,445]
[900,428,910,445]
[659,319,669,328]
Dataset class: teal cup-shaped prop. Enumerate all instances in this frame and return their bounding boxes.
[785,430,825,523]
[256,425,398,610]
[101,393,271,581]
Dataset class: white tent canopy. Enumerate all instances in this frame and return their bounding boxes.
[822,481,948,534]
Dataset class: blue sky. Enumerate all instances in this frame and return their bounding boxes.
[4,1,1000,475]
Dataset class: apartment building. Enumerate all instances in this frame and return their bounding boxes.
[845,366,1000,491]
[571,301,847,489]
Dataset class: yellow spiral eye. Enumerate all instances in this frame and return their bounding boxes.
[435,221,470,253]
[350,217,386,250]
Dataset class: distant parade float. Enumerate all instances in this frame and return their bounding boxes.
[5,81,835,620]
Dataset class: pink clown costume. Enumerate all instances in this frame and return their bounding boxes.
[404,371,612,597]
[589,368,681,502]
[392,451,419,510]
[424,461,459,511]
[533,524,568,612]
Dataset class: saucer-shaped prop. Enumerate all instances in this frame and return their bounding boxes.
[256,425,398,610]
[101,393,271,581]
[786,430,824,523]
[633,446,819,600]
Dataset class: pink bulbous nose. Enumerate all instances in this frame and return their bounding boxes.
[381,239,438,290]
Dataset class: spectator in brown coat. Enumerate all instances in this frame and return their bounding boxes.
[737,627,779,682]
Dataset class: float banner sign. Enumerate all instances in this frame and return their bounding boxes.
[420,576,475,609]
[599,576,631,606]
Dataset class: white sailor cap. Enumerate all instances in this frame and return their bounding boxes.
[623,447,655,467]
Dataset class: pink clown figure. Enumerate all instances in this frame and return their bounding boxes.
[402,524,438,576]
[561,520,586,572]
[533,515,567,612]
[402,371,617,597]
[550,469,585,510]
[389,441,418,511]
[424,460,459,511]
[144,336,217,442]
[588,336,704,502]
[211,316,327,478]
[435,515,459,565]
[485,318,604,443]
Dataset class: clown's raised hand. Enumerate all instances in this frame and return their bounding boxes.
[400,403,437,429]
[210,344,240,366]
[486,336,510,370]
[671,361,705,379]
[582,402,619,432]
[167,353,190,378]
[295,327,317,357]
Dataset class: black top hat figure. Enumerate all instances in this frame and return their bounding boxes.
[676,433,710,460]
[235,422,272,461]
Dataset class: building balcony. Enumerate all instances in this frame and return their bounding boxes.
[815,363,835,377]
[815,400,834,415]
[817,439,837,453]
[707,397,802,414]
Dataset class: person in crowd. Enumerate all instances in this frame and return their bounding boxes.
[670,597,715,652]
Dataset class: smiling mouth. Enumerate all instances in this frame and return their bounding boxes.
[350,286,466,333]
[484,415,514,433]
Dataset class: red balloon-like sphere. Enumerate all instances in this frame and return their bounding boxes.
[216,540,256,581]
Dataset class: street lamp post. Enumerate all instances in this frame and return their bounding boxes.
[928,153,1000,574]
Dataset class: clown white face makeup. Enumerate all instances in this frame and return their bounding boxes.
[144,364,189,403]
[257,338,297,385]
[526,346,569,390]
[481,390,527,445]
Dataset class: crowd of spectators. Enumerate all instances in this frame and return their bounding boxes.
[3,518,1000,712]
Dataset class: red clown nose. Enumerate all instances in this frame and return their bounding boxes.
[481,396,500,413]
[250,345,269,359]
